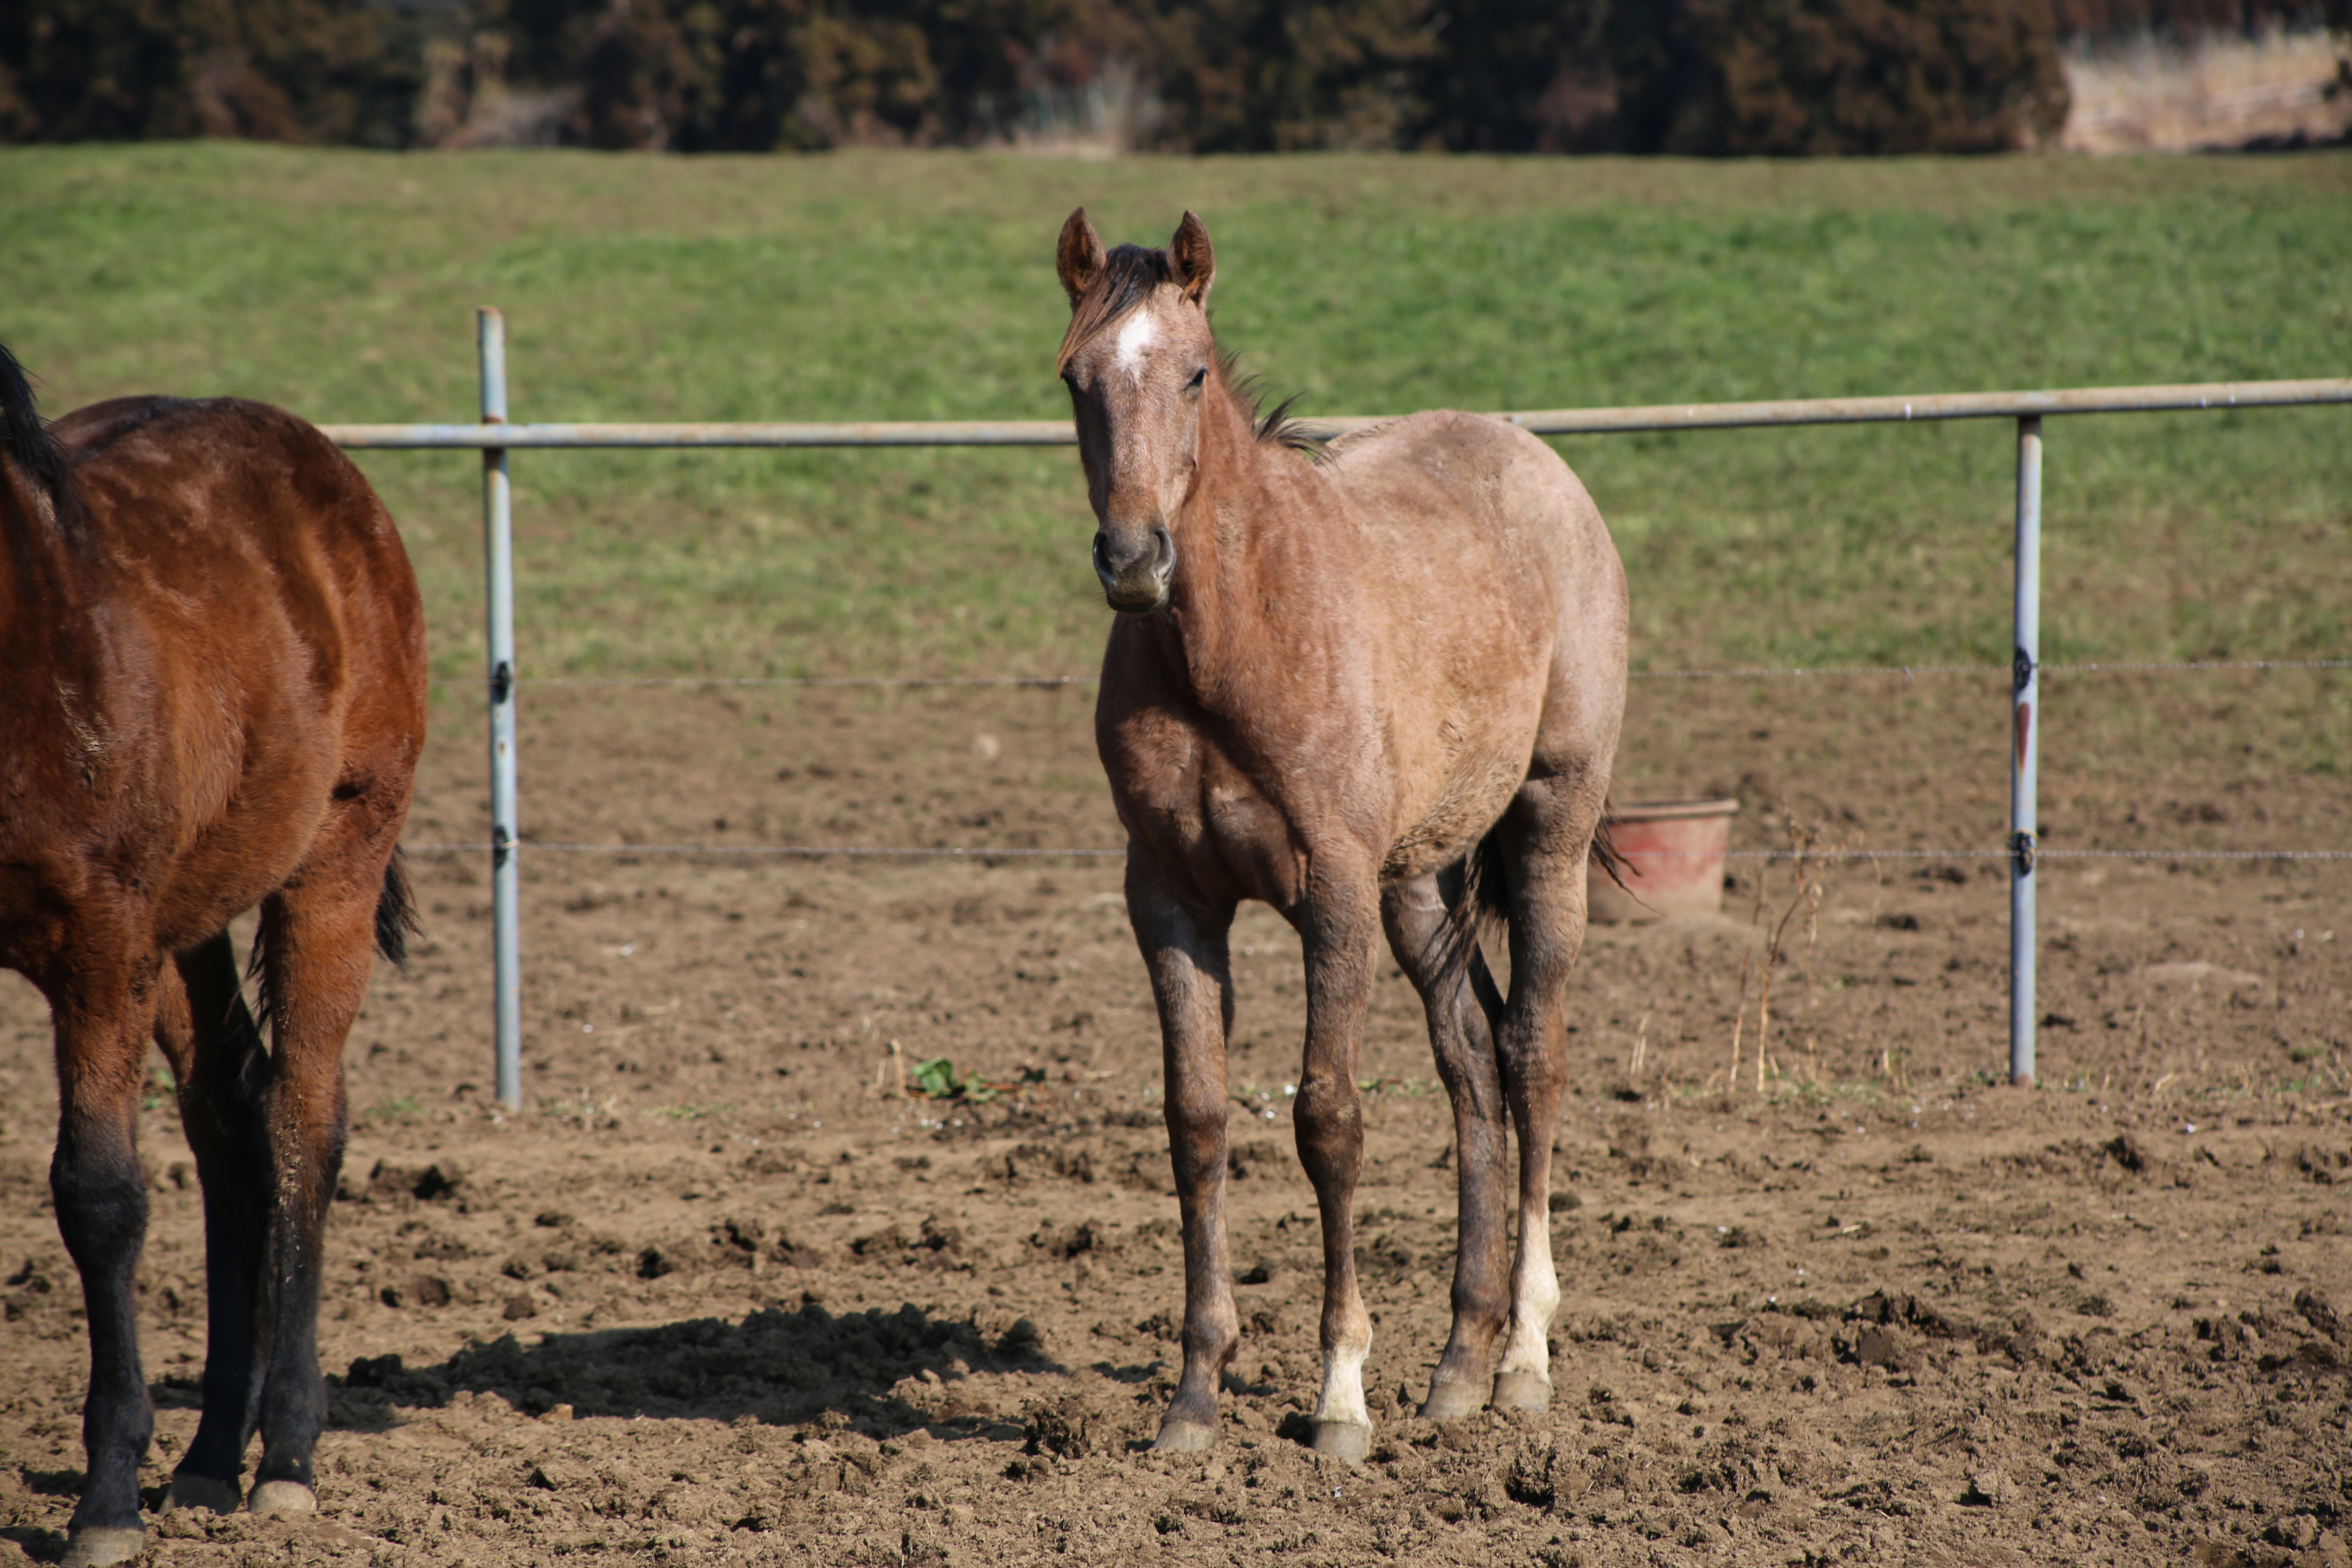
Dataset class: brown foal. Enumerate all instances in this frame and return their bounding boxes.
[0,347,426,1566]
[1056,211,1627,1461]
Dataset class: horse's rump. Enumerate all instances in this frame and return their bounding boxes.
[9,392,428,958]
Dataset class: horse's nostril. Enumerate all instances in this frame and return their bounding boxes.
[1095,526,1174,595]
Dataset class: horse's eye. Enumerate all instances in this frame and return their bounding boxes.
[1186,366,1207,390]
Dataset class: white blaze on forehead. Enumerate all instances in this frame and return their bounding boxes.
[1113,311,1158,378]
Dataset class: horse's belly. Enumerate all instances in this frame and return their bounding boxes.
[1380,749,1527,883]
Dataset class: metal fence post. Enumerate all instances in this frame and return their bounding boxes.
[479,307,522,1112]
[2010,415,2042,1088]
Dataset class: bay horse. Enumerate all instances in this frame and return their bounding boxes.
[0,345,426,1566]
[1055,211,1627,1460]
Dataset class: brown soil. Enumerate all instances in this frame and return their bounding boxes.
[2,678,2348,1568]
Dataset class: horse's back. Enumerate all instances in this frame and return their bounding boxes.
[58,394,424,680]
[1323,408,1623,674]
[1323,410,1613,574]
[61,394,408,551]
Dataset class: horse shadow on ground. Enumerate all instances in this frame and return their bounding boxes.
[316,1298,1074,1443]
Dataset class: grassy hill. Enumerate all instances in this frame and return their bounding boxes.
[2,145,2347,702]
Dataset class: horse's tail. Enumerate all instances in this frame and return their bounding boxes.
[375,848,421,966]
[243,849,421,1029]
[1421,831,1508,1040]
[0,343,79,538]
[1437,801,1630,988]
[1589,804,1632,897]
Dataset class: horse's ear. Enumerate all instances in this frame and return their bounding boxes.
[1057,208,1106,307]
[1170,211,1214,305]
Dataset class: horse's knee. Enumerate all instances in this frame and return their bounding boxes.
[1162,1078,1229,1188]
[51,1129,149,1269]
[1291,1072,1363,1183]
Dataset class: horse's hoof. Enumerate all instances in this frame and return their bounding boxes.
[1152,1419,1219,1453]
[247,1481,318,1517]
[164,1473,241,1514]
[1309,1420,1372,1464]
[1492,1371,1552,1412]
[60,1526,145,1568]
[1419,1377,1487,1421]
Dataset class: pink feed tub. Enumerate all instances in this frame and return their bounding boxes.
[1588,798,1741,922]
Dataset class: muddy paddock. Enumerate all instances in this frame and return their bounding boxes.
[2,677,2348,1567]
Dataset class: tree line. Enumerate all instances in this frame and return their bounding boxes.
[1,0,2342,154]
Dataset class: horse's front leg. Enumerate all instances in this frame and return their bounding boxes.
[1292,871,1381,1462]
[45,943,161,1568]
[157,932,271,1514]
[1127,854,1239,1452]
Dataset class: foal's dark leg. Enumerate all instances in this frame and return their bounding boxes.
[157,932,271,1512]
[1381,873,1512,1420]
[242,876,372,1510]
[1292,874,1381,1461]
[1489,777,1604,1413]
[1128,857,1240,1452]
[47,954,160,1568]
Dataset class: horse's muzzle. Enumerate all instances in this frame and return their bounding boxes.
[1094,525,1175,615]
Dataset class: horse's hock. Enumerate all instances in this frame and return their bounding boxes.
[1589,798,1740,922]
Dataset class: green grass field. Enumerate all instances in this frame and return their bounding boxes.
[2,146,2348,730]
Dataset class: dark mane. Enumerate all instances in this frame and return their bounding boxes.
[0,343,79,537]
[1218,351,1324,458]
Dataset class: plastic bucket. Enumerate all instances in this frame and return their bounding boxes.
[1587,798,1740,922]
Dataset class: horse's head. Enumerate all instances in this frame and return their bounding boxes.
[1054,208,1218,616]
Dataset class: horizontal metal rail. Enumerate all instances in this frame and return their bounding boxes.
[350,328,2352,1112]
[320,376,2352,449]
[413,655,2352,690]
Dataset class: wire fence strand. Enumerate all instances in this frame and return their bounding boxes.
[397,841,2352,862]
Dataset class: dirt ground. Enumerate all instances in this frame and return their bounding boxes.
[2,674,2349,1568]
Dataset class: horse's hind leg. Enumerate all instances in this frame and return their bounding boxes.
[156,931,271,1513]
[242,861,380,1512]
[1381,872,1510,1420]
[1488,769,1608,1413]
[46,942,162,1568]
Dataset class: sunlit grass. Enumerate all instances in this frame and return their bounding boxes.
[2,145,2346,721]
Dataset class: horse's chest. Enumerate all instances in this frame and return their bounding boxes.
[1118,739,1306,908]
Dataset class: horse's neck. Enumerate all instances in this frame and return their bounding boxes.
[1160,383,1308,705]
